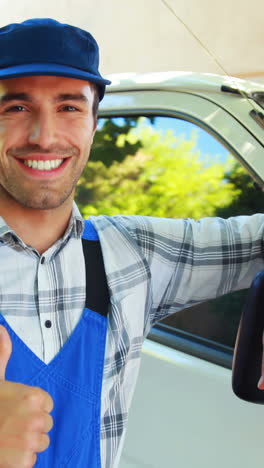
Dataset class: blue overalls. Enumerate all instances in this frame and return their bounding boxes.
[1,220,109,467]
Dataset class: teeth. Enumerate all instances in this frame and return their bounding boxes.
[23,159,64,170]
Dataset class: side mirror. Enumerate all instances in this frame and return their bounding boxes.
[232,270,264,404]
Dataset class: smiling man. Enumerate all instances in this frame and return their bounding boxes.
[0,18,264,468]
[0,75,98,253]
[0,77,96,209]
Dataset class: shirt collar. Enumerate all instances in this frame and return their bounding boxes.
[64,201,84,240]
[0,201,84,248]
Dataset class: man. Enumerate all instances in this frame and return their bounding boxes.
[0,18,263,468]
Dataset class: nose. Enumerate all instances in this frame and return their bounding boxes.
[28,110,57,149]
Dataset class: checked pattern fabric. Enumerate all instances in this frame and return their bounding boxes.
[1,206,264,467]
[91,213,264,467]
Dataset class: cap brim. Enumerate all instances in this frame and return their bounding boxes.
[0,63,111,101]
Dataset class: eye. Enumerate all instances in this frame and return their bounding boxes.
[60,105,80,112]
[4,105,28,113]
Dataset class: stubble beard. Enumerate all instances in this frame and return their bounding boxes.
[0,155,89,210]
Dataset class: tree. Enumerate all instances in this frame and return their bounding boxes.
[90,117,144,167]
[75,117,240,219]
[215,163,264,218]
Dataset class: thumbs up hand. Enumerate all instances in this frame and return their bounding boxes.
[0,325,54,467]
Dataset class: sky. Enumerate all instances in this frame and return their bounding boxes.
[154,116,229,162]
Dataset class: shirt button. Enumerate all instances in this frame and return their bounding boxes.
[41,257,45,264]
[45,320,52,328]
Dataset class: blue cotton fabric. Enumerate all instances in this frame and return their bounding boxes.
[3,221,107,467]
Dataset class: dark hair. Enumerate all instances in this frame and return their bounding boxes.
[92,84,100,118]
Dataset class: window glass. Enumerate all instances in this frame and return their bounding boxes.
[75,115,264,349]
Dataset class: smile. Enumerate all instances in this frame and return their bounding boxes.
[23,159,64,171]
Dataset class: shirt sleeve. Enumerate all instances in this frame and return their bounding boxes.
[113,214,264,326]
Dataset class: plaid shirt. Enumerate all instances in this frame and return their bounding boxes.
[1,204,264,467]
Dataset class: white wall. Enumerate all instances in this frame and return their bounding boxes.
[0,0,263,80]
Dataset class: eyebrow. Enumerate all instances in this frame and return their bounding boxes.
[54,93,89,103]
[0,93,33,104]
[0,92,89,104]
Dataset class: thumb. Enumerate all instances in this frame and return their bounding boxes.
[0,325,12,380]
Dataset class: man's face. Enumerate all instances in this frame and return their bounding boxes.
[0,75,97,210]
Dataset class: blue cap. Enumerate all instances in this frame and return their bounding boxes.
[0,18,111,101]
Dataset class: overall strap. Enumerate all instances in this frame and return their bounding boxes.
[81,219,110,317]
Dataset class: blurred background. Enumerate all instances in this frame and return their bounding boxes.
[1,0,263,82]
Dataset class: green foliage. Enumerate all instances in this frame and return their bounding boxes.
[76,118,241,219]
[215,164,264,217]
[90,117,143,166]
